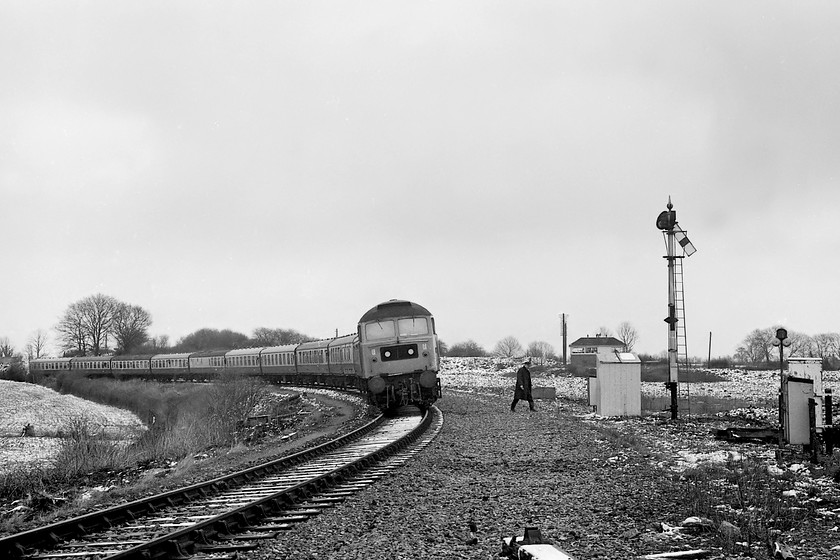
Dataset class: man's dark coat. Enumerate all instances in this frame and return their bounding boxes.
[514,365,533,400]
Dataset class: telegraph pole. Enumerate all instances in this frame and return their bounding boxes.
[559,313,568,366]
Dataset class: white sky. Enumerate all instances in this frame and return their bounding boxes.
[3,1,840,359]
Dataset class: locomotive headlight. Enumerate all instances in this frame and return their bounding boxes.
[407,348,415,356]
[384,350,391,358]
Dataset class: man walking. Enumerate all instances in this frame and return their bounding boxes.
[511,358,535,411]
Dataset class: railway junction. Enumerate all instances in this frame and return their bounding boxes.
[4,363,840,559]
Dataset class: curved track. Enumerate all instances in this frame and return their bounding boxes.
[0,405,443,560]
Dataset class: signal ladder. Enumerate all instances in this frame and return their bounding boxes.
[673,256,692,412]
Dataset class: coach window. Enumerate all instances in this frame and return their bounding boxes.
[365,320,396,341]
[398,318,428,336]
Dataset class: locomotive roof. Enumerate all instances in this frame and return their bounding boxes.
[358,299,432,323]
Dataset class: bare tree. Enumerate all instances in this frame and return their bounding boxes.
[56,302,88,355]
[145,335,171,351]
[597,326,613,337]
[787,330,814,357]
[78,294,118,355]
[113,303,153,354]
[493,336,524,358]
[0,337,14,358]
[527,341,555,365]
[616,321,639,352]
[25,329,49,360]
[56,294,152,356]
[251,327,314,346]
[812,333,840,360]
[737,327,777,363]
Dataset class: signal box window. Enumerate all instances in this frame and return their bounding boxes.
[365,320,396,341]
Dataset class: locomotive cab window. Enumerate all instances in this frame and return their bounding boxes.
[398,318,428,336]
[364,320,396,341]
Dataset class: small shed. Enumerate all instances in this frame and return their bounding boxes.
[787,357,823,395]
[588,351,641,417]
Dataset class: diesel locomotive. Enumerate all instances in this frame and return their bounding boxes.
[29,299,442,411]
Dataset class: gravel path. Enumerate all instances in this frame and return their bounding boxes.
[245,381,840,560]
[246,390,689,559]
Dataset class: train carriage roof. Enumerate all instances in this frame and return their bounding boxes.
[328,334,358,347]
[296,339,332,351]
[187,350,228,358]
[226,347,264,357]
[261,344,299,353]
[151,352,193,360]
[358,300,432,323]
[111,354,154,361]
[69,355,113,363]
[31,357,72,363]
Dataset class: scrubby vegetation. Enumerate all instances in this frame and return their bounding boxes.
[0,374,270,514]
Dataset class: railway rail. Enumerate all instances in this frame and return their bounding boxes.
[0,405,443,560]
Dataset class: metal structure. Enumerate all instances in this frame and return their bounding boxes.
[559,313,568,365]
[656,197,696,419]
[774,327,791,442]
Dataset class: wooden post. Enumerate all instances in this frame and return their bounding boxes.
[809,398,819,464]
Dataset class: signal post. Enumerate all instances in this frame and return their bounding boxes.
[656,198,696,420]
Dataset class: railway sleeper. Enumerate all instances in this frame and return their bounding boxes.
[195,542,258,553]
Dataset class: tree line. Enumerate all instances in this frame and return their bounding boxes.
[3,293,317,364]
[735,327,840,367]
[442,321,640,363]
[6,294,641,369]
[441,337,558,365]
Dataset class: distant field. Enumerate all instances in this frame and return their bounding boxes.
[0,380,145,469]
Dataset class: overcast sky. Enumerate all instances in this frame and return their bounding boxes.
[3,1,840,360]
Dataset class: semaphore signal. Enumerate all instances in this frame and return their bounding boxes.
[656,197,697,419]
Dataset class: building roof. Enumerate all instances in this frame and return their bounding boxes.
[569,336,625,347]
[599,351,640,364]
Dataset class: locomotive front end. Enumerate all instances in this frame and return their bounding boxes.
[358,299,441,410]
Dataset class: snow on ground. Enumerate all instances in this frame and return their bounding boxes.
[438,357,840,475]
[0,380,145,470]
[440,357,840,406]
[0,380,144,438]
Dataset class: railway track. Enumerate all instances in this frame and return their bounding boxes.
[0,405,443,560]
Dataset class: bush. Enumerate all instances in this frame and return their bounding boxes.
[709,357,733,368]
[52,417,121,481]
[0,361,28,382]
[447,340,488,357]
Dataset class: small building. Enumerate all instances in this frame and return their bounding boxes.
[569,335,625,373]
[588,351,642,417]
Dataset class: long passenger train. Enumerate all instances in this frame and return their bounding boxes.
[30,299,442,410]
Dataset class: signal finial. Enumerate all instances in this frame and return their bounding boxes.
[667,196,673,211]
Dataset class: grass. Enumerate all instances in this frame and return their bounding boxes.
[678,455,811,555]
[0,374,270,529]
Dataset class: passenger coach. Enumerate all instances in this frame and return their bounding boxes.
[28,299,442,411]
